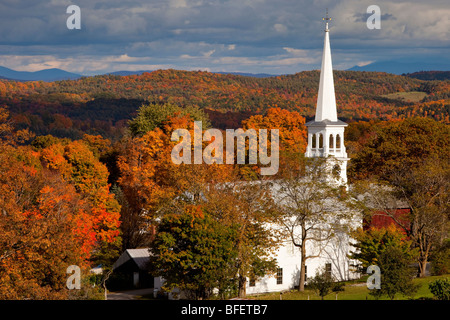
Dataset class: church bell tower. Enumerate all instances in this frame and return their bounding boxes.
[305,11,349,186]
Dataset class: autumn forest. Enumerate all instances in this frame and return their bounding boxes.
[0,69,449,300]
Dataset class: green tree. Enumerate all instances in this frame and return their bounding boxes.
[430,240,450,276]
[332,281,345,300]
[428,278,450,300]
[149,209,239,300]
[308,266,334,300]
[372,246,419,300]
[349,226,417,273]
[128,102,211,137]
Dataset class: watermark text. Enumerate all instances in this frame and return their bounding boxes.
[171,121,279,175]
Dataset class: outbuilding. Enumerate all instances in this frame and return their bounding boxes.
[111,248,154,290]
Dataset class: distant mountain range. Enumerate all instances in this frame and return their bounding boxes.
[0,66,82,81]
[0,62,449,82]
[0,67,276,81]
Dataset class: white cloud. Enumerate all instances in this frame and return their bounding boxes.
[283,47,309,56]
[0,54,171,74]
[170,0,188,9]
[212,53,319,68]
[273,23,287,33]
[202,50,215,58]
[356,60,374,67]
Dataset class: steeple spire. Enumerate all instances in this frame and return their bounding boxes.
[305,11,349,186]
[315,9,337,122]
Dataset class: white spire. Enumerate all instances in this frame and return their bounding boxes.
[305,12,349,187]
[315,11,338,122]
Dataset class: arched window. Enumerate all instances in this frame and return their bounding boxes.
[312,134,316,149]
[319,133,323,149]
[329,134,334,149]
[336,134,341,149]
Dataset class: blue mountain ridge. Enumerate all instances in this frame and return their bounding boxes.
[1,61,449,82]
[347,61,450,75]
[0,66,82,81]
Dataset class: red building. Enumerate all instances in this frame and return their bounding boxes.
[363,208,411,234]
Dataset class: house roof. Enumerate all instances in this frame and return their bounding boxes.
[113,248,151,271]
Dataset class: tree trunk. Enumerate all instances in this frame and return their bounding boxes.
[238,275,246,298]
[298,245,306,291]
[417,239,430,278]
[418,257,428,278]
[103,270,113,300]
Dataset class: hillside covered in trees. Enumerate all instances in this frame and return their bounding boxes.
[404,71,450,81]
[0,69,449,300]
[1,69,449,140]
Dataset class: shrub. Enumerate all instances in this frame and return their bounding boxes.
[428,278,450,300]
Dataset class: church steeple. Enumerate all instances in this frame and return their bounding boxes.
[315,10,338,122]
[305,11,350,186]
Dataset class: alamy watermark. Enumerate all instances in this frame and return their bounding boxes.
[171,121,280,176]
[66,265,81,290]
[66,5,81,30]
[367,5,381,29]
[366,265,381,289]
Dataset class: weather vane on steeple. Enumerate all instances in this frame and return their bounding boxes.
[323,8,332,31]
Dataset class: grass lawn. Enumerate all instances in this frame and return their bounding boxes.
[250,274,449,300]
[382,91,428,103]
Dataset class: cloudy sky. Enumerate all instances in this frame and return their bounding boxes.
[0,0,449,75]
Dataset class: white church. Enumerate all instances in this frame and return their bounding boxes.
[113,15,362,297]
[245,15,361,295]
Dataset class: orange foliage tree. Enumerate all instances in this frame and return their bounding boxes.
[241,107,307,177]
[36,138,121,263]
[0,107,121,299]
[0,143,90,299]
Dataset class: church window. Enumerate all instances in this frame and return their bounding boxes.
[329,134,334,149]
[325,263,332,277]
[318,134,323,148]
[276,268,283,284]
[336,134,341,149]
[312,134,316,149]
